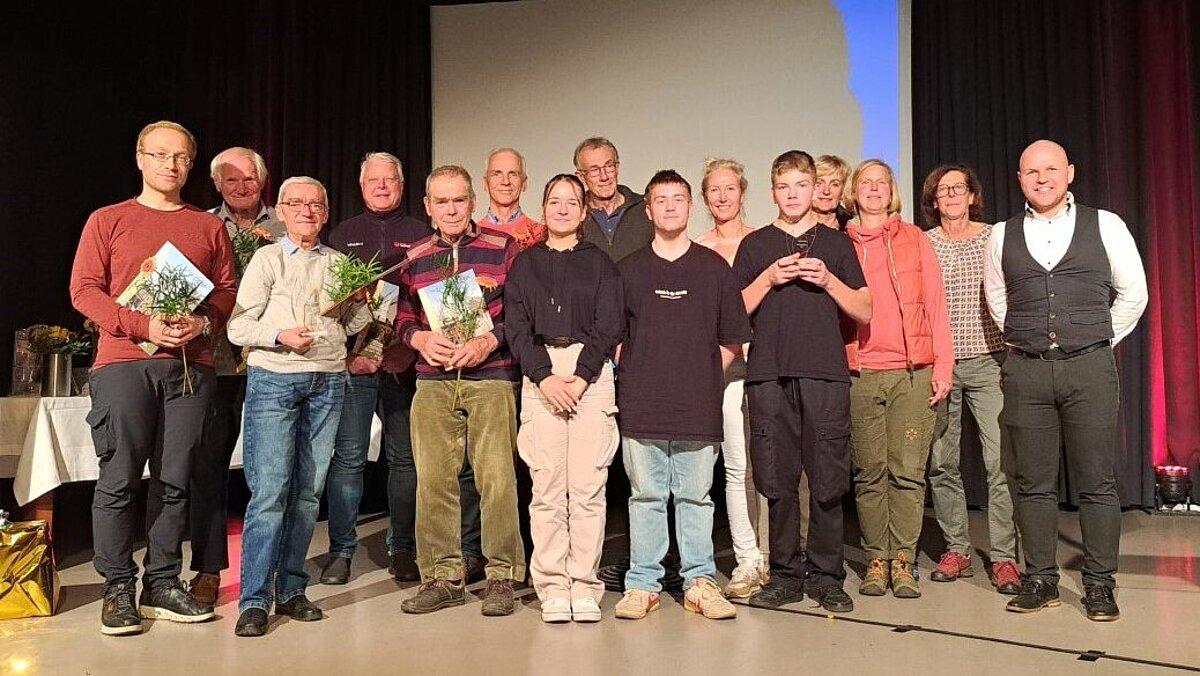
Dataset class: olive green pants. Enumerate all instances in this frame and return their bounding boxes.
[411,378,526,582]
[850,367,936,562]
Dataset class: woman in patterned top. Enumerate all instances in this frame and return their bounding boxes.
[921,165,1021,595]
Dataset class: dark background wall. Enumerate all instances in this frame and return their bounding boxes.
[0,0,433,392]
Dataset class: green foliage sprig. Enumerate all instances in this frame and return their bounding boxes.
[141,265,204,395]
[434,254,485,409]
[325,253,383,310]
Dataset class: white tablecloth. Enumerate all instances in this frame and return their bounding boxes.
[2,396,381,506]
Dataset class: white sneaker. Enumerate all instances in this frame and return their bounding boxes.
[685,577,737,619]
[571,596,602,623]
[724,561,765,598]
[541,597,571,623]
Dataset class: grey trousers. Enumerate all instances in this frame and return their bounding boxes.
[929,352,1018,561]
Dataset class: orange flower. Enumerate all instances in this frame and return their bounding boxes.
[475,275,499,292]
[140,256,157,274]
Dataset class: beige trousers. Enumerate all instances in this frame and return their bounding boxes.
[518,345,619,602]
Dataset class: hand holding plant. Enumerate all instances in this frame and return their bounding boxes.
[141,265,204,395]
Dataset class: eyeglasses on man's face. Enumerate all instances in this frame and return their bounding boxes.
[280,199,328,214]
[140,151,193,167]
[581,161,619,179]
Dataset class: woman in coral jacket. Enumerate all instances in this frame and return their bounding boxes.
[842,159,953,600]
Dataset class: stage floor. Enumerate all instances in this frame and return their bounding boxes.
[3,511,1198,675]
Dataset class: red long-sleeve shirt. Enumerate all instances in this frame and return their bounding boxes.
[69,199,238,369]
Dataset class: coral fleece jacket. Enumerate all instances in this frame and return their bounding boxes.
[69,199,238,369]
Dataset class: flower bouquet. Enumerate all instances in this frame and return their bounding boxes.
[116,242,214,395]
[417,255,494,409]
[24,325,91,357]
[230,226,275,278]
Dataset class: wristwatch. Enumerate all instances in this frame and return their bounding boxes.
[200,316,213,337]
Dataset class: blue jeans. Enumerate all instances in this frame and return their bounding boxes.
[622,437,718,592]
[239,368,347,612]
[325,373,379,559]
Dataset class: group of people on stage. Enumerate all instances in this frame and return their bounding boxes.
[68,120,1147,638]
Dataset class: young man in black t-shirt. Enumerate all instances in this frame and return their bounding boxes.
[613,170,751,621]
[732,150,871,612]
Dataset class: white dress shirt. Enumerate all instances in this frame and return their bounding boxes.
[983,193,1148,346]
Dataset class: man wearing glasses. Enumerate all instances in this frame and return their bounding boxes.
[227,176,371,636]
[188,146,285,607]
[575,137,653,262]
[70,120,238,635]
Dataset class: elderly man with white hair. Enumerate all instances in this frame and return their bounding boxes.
[188,146,287,607]
[227,176,371,637]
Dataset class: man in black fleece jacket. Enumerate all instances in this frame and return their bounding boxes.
[574,137,654,263]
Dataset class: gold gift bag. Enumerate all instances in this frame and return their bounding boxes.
[0,510,60,619]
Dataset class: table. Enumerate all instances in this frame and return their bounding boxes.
[1,396,382,507]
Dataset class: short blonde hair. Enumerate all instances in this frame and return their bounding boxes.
[770,150,816,182]
[815,154,850,184]
[846,159,902,216]
[701,157,748,193]
[210,146,268,186]
[425,165,474,199]
[136,120,197,158]
[359,152,404,184]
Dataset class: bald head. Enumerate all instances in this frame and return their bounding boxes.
[1018,139,1074,216]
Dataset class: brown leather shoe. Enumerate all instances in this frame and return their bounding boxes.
[189,573,221,607]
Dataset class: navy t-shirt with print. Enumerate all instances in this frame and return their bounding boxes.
[731,224,866,383]
[617,243,752,443]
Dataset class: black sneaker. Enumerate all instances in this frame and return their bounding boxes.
[100,578,142,636]
[481,579,516,616]
[807,585,854,613]
[320,556,351,585]
[276,595,324,621]
[389,550,421,582]
[463,555,487,584]
[748,582,805,609]
[1082,585,1120,622]
[139,578,215,623]
[401,579,466,614]
[234,608,269,637]
[1005,578,1061,613]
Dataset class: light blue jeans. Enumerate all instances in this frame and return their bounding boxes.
[239,368,347,612]
[622,437,718,592]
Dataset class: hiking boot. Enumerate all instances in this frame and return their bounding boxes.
[1082,585,1120,622]
[748,582,805,609]
[806,585,854,613]
[480,578,516,617]
[1005,578,1060,613]
[401,579,466,614]
[188,572,220,607]
[389,549,421,582]
[100,578,142,636]
[276,595,324,621]
[858,558,889,596]
[139,578,215,623]
[891,554,921,598]
[930,551,973,582]
[614,589,660,619]
[724,560,767,599]
[320,556,351,585]
[683,577,737,619]
[990,560,1022,595]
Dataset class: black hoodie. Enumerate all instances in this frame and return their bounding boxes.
[504,239,625,384]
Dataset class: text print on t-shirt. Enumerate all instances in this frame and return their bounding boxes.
[654,288,688,300]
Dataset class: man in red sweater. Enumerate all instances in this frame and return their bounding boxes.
[479,147,546,250]
[69,120,237,636]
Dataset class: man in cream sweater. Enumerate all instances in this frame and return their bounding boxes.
[227,176,371,637]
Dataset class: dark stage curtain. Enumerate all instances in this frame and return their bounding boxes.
[0,1,432,393]
[912,0,1200,506]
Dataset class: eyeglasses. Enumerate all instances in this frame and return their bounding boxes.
[936,183,969,198]
[581,161,619,179]
[140,151,193,167]
[279,199,328,214]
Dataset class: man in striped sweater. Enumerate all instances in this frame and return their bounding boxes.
[396,165,525,617]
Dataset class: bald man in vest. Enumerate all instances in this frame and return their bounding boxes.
[983,140,1147,621]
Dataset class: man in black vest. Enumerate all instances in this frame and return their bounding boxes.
[983,140,1147,621]
[574,137,654,263]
